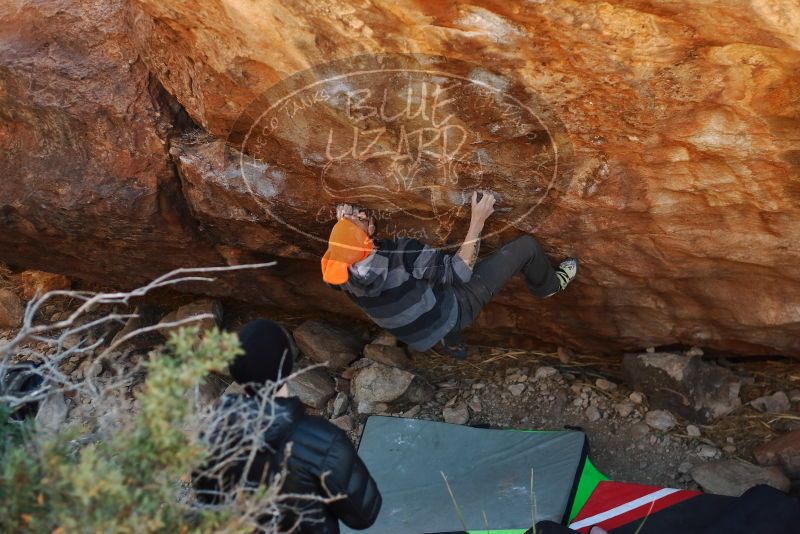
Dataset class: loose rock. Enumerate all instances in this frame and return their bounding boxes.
[623,352,741,423]
[331,415,354,432]
[508,383,526,397]
[534,366,558,380]
[293,320,361,371]
[750,391,791,414]
[443,402,469,425]
[595,378,617,391]
[686,424,701,438]
[753,429,800,478]
[0,289,23,328]
[351,361,432,405]
[629,391,645,404]
[332,392,349,418]
[363,343,410,369]
[158,299,222,337]
[645,409,677,431]
[468,396,482,413]
[20,270,70,299]
[614,402,635,418]
[371,330,397,346]
[586,405,601,422]
[288,367,335,409]
[35,392,69,434]
[690,459,791,496]
[697,444,721,459]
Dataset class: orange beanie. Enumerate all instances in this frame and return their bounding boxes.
[321,219,374,285]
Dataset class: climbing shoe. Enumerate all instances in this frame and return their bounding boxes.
[439,339,469,360]
[545,258,578,297]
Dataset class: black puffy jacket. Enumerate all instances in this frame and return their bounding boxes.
[193,394,381,533]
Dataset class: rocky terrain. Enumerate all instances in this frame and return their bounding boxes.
[2,0,800,356]
[3,269,798,498]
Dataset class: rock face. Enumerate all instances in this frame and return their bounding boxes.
[3,0,800,356]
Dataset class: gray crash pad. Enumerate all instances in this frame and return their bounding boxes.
[341,416,587,533]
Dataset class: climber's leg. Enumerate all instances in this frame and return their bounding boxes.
[448,236,576,334]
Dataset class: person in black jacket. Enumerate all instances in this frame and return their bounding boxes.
[192,319,381,533]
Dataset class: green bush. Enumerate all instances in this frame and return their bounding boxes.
[0,327,268,533]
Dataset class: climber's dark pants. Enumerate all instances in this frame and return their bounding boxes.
[445,235,559,344]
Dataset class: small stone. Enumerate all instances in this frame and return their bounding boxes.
[678,461,693,474]
[288,367,335,409]
[690,459,791,496]
[788,389,800,403]
[0,289,23,328]
[631,421,650,438]
[443,402,469,425]
[629,392,645,404]
[468,396,482,413]
[331,415,354,432]
[586,405,601,422]
[614,402,635,418]
[750,392,791,414]
[371,330,397,346]
[645,346,656,353]
[645,409,677,431]
[557,346,573,364]
[363,343,410,369]
[332,392,349,417]
[508,383,526,397]
[595,378,617,391]
[534,366,558,380]
[356,401,389,414]
[697,444,720,459]
[686,424,701,438]
[402,405,421,418]
[686,346,704,357]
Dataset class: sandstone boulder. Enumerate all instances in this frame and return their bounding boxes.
[2,0,800,356]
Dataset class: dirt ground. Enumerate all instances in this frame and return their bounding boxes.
[3,284,800,497]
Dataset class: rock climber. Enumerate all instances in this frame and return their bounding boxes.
[321,193,578,359]
[192,319,381,534]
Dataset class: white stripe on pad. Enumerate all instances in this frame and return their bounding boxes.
[569,488,680,530]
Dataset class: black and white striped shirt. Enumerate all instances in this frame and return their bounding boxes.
[341,238,472,351]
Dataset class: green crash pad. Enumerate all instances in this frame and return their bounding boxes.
[341,417,603,534]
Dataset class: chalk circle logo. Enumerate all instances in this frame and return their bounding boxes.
[228,53,573,252]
